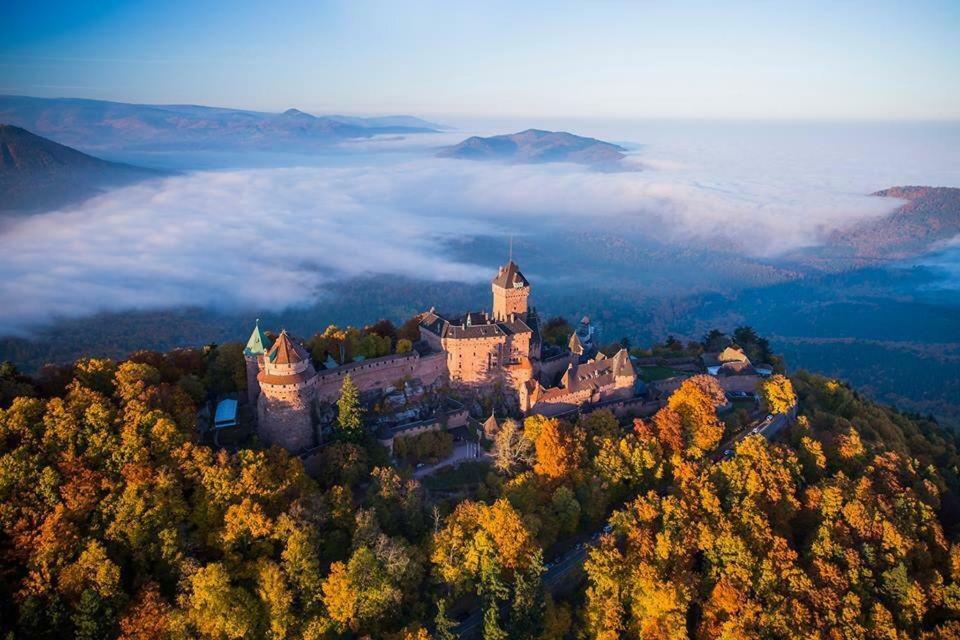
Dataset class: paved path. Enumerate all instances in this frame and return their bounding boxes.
[454,405,798,639]
[413,441,486,479]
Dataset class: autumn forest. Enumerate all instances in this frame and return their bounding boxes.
[2,333,960,639]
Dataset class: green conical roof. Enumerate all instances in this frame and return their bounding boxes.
[244,319,271,356]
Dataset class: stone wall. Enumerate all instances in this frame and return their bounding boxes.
[492,286,529,321]
[443,334,506,384]
[257,382,316,452]
[313,350,447,403]
[528,381,634,417]
[539,354,570,386]
[244,354,262,406]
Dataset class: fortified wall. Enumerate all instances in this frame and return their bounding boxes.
[312,349,447,403]
[242,259,645,456]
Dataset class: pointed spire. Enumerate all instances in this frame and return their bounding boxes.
[244,318,272,356]
[612,348,636,378]
[268,329,309,365]
[568,331,584,356]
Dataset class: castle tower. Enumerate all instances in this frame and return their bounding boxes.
[491,260,530,321]
[611,348,637,390]
[568,331,584,360]
[567,331,584,381]
[243,319,272,406]
[257,330,317,452]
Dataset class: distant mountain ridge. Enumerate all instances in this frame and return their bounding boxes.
[0,124,161,214]
[0,95,445,153]
[791,186,960,269]
[439,129,627,164]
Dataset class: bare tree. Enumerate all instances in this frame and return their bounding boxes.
[492,418,534,474]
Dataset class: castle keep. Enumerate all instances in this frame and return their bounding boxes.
[246,259,640,452]
[418,260,540,389]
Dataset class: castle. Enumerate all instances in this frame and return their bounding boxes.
[244,260,639,452]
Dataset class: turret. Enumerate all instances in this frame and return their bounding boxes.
[256,330,318,452]
[567,331,584,382]
[243,319,272,406]
[611,348,636,389]
[491,260,530,321]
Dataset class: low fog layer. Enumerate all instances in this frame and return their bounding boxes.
[2,121,959,331]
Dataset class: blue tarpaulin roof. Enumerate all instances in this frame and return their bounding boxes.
[214,399,238,429]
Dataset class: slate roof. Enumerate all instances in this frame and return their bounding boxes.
[465,311,488,326]
[559,348,634,395]
[491,260,529,289]
[419,310,449,337]
[498,317,532,336]
[718,360,757,376]
[420,309,532,340]
[446,323,505,339]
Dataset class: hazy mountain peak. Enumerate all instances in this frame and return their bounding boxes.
[281,108,313,118]
[786,185,960,269]
[438,129,627,165]
[0,124,159,214]
[0,95,444,155]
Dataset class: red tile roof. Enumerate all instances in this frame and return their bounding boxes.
[268,330,309,365]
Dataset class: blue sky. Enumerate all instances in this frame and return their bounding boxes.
[1,0,958,119]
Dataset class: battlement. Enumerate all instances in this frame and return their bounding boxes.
[313,348,446,402]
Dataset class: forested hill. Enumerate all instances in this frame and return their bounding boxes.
[2,341,960,637]
[438,129,627,165]
[792,185,960,269]
[0,124,160,214]
[0,95,443,153]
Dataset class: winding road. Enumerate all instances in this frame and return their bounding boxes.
[454,406,797,638]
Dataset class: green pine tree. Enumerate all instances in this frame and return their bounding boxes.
[508,550,546,640]
[479,558,509,640]
[483,604,507,640]
[435,598,457,640]
[336,374,365,442]
[72,589,114,640]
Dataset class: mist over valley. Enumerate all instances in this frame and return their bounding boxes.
[1,103,958,424]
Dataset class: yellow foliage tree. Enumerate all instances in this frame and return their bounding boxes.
[533,418,585,480]
[431,498,539,595]
[757,374,796,415]
[665,377,725,458]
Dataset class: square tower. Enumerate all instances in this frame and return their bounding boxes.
[491,260,530,321]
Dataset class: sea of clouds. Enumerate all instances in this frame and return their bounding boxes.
[2,120,959,331]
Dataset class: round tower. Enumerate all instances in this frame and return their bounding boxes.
[243,319,271,407]
[257,330,317,452]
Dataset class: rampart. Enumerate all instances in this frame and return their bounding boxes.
[313,349,447,402]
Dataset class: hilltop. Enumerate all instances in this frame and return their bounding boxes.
[791,185,960,269]
[2,328,960,638]
[0,95,444,153]
[0,125,161,214]
[438,129,627,165]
